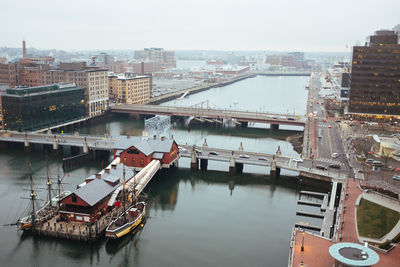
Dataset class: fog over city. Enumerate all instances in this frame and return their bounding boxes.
[1,0,399,51]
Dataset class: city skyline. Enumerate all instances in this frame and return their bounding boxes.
[1,0,399,52]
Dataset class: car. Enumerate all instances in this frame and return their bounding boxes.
[332,153,339,159]
[239,154,250,159]
[328,125,332,129]
[293,158,303,163]
[365,159,374,164]
[392,175,400,181]
[323,119,327,123]
[358,170,364,173]
[372,161,383,167]
[178,146,186,152]
[329,164,341,169]
[208,151,219,156]
[258,157,269,161]
[287,117,295,121]
[195,149,202,155]
[316,165,328,170]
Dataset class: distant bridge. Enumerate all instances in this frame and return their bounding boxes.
[110,104,306,128]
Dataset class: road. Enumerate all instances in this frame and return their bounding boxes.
[307,72,350,174]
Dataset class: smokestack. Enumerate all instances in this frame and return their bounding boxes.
[22,40,26,58]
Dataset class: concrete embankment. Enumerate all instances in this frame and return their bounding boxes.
[150,74,256,105]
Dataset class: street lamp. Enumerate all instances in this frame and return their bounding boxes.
[301,230,305,252]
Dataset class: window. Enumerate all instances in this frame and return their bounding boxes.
[72,196,77,203]
[140,158,144,167]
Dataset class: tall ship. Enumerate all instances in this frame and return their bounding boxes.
[105,167,146,239]
[17,164,62,231]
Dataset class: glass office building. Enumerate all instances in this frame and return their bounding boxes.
[349,30,400,118]
[1,83,86,131]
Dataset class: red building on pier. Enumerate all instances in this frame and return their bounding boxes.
[113,136,179,169]
[60,164,134,223]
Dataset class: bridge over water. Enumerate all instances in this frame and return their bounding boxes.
[0,131,345,182]
[110,104,306,129]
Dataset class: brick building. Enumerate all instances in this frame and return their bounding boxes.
[113,136,179,170]
[108,73,151,104]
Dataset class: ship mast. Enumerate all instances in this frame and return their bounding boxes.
[57,164,61,210]
[122,164,126,211]
[46,161,53,207]
[29,164,37,229]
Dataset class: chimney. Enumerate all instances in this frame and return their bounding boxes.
[161,136,165,141]
[105,168,110,174]
[111,164,117,169]
[22,40,26,58]
[153,135,157,140]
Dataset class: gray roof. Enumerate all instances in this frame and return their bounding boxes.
[114,136,175,156]
[101,164,134,184]
[73,179,116,206]
[152,152,164,159]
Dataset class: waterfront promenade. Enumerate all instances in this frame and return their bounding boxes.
[290,178,400,266]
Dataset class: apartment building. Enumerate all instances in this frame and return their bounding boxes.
[109,73,151,104]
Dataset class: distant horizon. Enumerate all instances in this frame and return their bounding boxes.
[1,45,352,54]
[1,0,399,53]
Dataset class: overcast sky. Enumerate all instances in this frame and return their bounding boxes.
[1,0,399,52]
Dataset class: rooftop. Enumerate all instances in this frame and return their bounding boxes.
[3,83,83,96]
[114,136,174,156]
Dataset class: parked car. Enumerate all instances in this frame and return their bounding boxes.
[328,125,332,129]
[392,175,400,181]
[365,159,374,164]
[329,164,341,169]
[208,151,219,156]
[293,158,303,163]
[372,161,383,167]
[332,153,339,159]
[316,165,328,170]
[239,154,250,159]
[258,157,268,161]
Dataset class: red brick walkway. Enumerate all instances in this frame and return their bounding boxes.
[290,177,400,266]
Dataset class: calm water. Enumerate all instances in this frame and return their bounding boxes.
[164,75,309,115]
[0,75,327,267]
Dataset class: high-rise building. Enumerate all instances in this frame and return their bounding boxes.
[348,29,400,117]
[108,73,151,104]
[1,83,85,131]
[134,48,176,69]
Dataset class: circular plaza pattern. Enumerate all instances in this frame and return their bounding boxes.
[329,242,379,266]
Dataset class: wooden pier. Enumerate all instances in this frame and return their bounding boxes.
[33,206,124,242]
